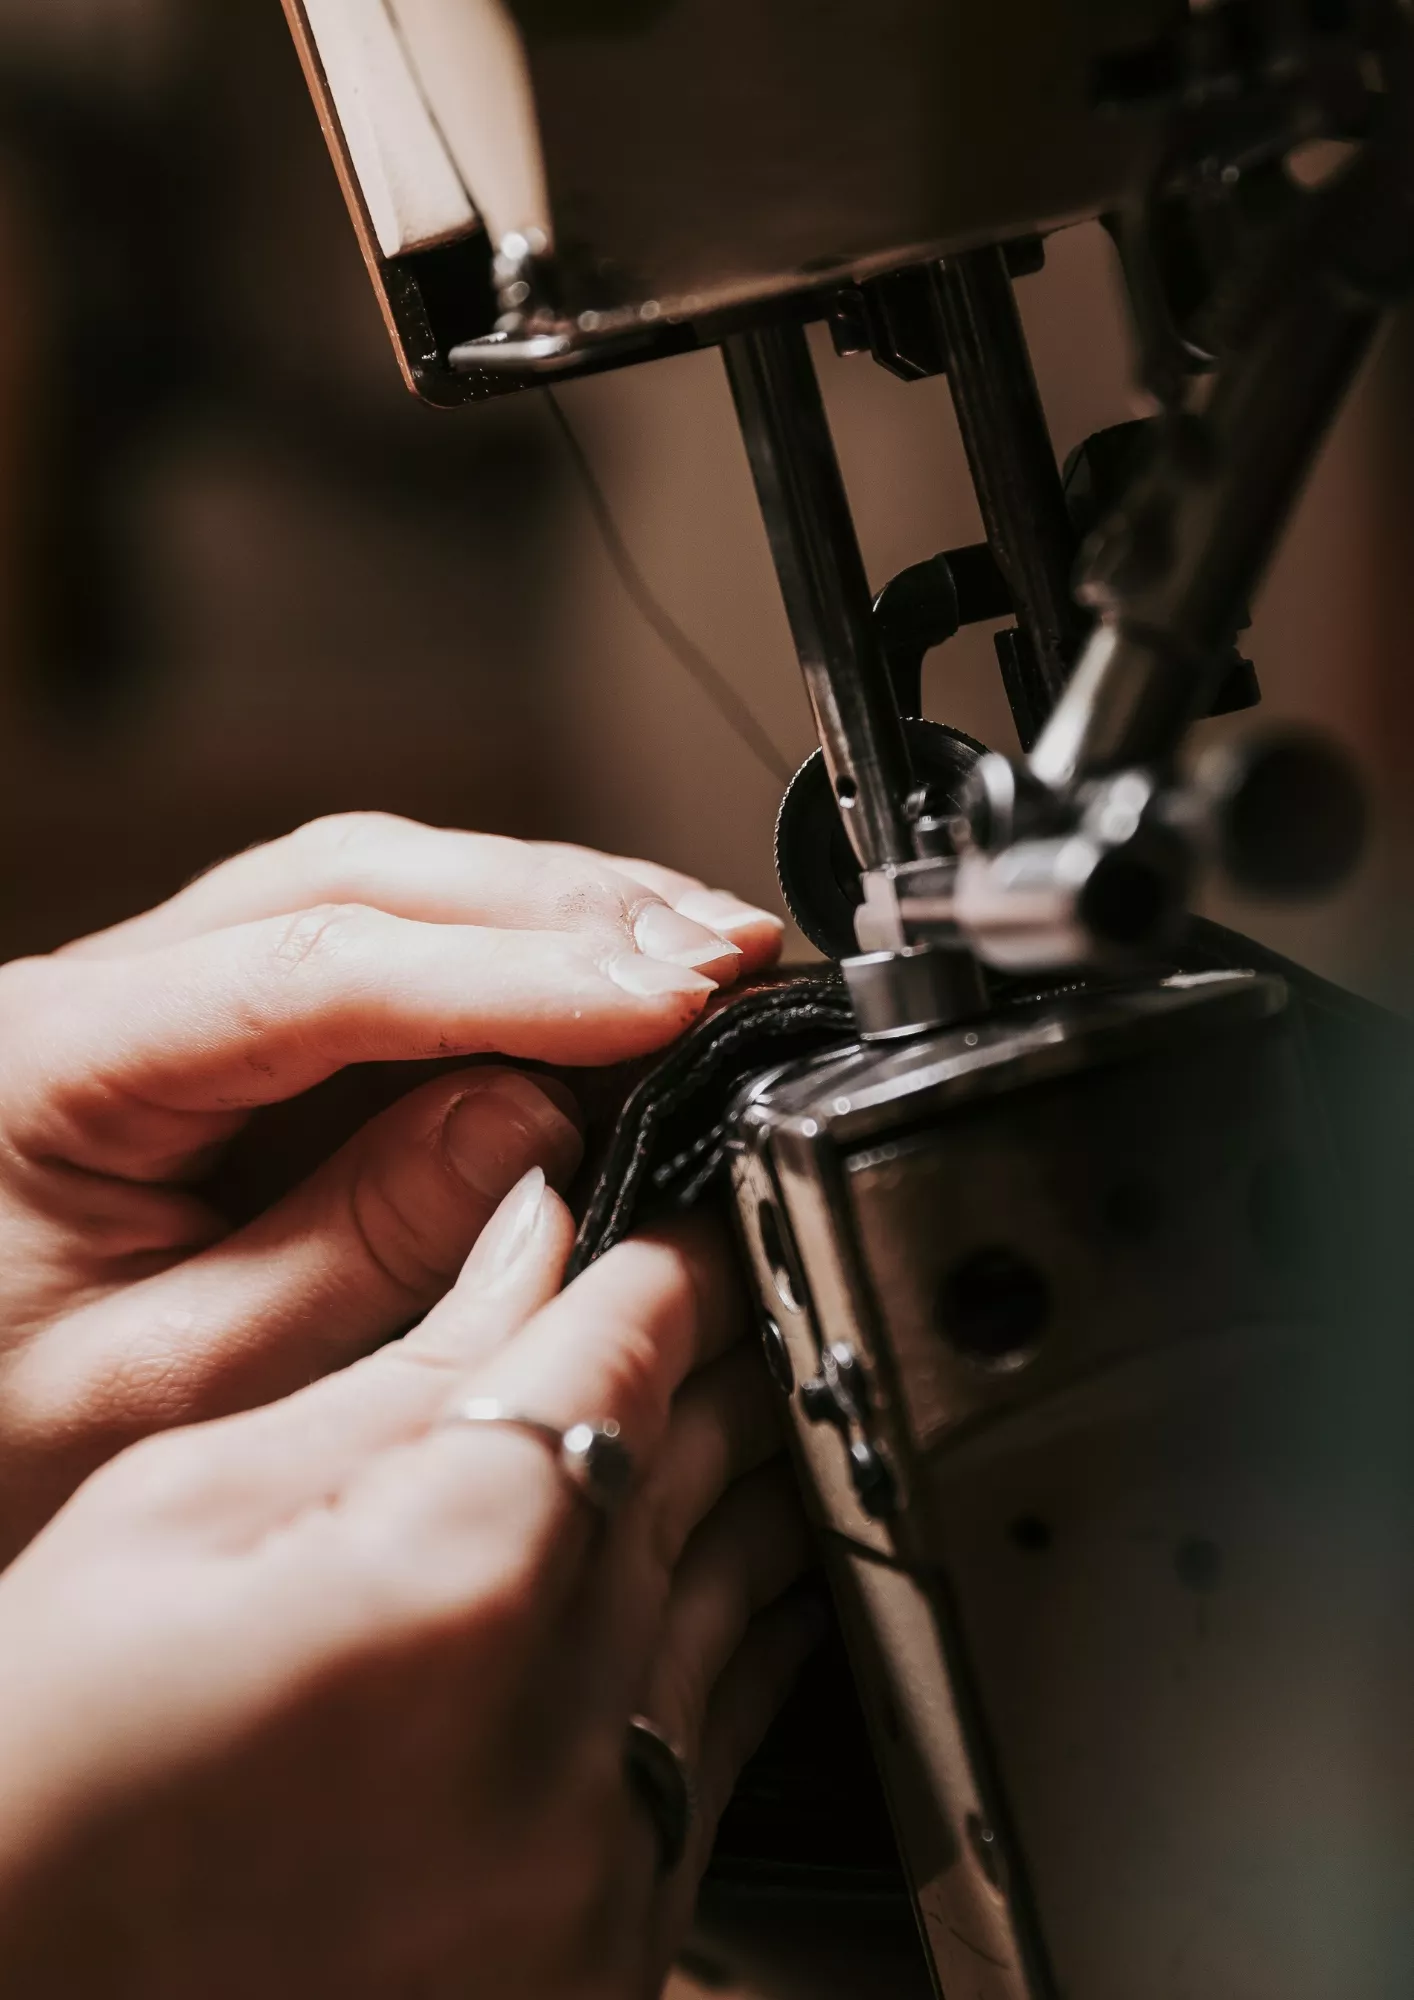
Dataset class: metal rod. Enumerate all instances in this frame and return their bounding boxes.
[1030,133,1402,791]
[1031,299,1376,790]
[932,247,1083,741]
[722,323,914,874]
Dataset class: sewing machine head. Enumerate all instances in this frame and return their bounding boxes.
[284,0,1385,1015]
[281,2,1172,403]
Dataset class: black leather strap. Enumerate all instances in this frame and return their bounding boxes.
[569,973,855,1279]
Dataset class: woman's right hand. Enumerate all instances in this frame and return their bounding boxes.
[0,1175,818,2000]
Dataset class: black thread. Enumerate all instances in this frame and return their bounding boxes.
[544,390,795,785]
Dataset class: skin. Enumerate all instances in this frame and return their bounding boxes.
[0,811,786,1557]
[0,1192,820,1998]
[0,812,811,1995]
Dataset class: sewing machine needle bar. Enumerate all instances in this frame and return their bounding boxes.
[932,247,1082,741]
[722,323,915,875]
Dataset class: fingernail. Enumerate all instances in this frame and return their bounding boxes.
[443,1072,583,1201]
[675,889,786,936]
[606,953,718,1000]
[463,1167,548,1282]
[633,903,741,970]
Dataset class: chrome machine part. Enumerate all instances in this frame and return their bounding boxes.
[758,236,1099,993]
[930,246,1084,752]
[732,968,1413,1998]
[948,4,1414,974]
[774,721,985,964]
[723,322,983,1033]
[842,945,986,1044]
[721,322,914,882]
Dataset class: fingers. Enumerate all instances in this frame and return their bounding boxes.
[304,1218,748,1620]
[109,1209,729,1567]
[78,1218,756,1722]
[542,844,785,978]
[1,910,722,1177]
[635,1346,785,1582]
[674,1587,827,1888]
[14,816,786,1179]
[636,1465,813,1772]
[570,1344,788,1727]
[65,815,783,979]
[648,1580,827,1979]
[2,1072,581,1524]
[76,1170,580,1550]
[396,1164,577,1373]
[454,1215,748,1465]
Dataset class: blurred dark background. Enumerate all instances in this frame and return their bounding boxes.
[1,0,1413,1003]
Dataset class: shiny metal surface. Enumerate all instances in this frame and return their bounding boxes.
[830,1549,1036,1997]
[723,324,914,880]
[448,1400,635,1515]
[842,947,987,1042]
[974,18,1414,975]
[1029,271,1382,790]
[625,1716,697,1878]
[931,248,1082,748]
[728,971,1413,1998]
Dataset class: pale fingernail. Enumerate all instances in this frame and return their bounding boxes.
[463,1167,548,1283]
[606,953,718,1000]
[676,889,786,935]
[443,1073,583,1201]
[633,903,741,970]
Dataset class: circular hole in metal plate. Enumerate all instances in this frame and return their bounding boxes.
[938,1247,1051,1370]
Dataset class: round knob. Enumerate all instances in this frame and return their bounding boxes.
[1202,728,1366,899]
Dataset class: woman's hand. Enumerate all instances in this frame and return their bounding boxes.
[0,1182,818,2000]
[0,813,784,1558]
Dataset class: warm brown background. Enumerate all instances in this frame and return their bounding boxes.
[1,10,1410,2000]
[1,1,1413,1004]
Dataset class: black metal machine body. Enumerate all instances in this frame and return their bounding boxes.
[282,4,1414,1992]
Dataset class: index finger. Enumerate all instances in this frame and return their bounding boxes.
[0,910,720,1174]
[66,817,782,977]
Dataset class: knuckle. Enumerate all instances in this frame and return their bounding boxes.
[534,852,637,941]
[296,809,411,868]
[268,902,372,975]
[598,1318,673,1447]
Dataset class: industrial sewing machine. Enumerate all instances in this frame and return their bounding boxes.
[281,6,1414,1994]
